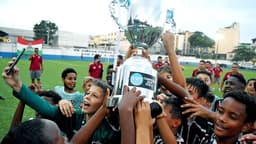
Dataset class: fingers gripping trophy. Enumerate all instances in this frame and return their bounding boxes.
[107,0,167,110]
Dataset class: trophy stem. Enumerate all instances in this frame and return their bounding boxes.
[136,47,143,56]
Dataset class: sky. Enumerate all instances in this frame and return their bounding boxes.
[0,0,255,43]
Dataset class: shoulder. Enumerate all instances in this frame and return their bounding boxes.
[89,63,95,66]
[74,91,84,98]
[54,86,64,92]
[224,72,231,75]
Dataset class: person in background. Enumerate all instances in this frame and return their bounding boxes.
[220,63,244,93]
[106,54,124,86]
[82,76,94,94]
[196,70,213,87]
[163,56,170,66]
[245,78,256,96]
[205,61,214,76]
[213,63,223,89]
[191,60,206,77]
[106,64,114,86]
[154,56,164,70]
[157,66,173,97]
[54,68,83,109]
[195,70,220,110]
[89,54,103,79]
[116,54,124,67]
[29,47,43,85]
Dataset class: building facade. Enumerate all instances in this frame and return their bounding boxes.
[174,31,193,55]
[215,22,240,60]
[0,26,89,48]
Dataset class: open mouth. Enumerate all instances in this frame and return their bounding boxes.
[82,101,90,109]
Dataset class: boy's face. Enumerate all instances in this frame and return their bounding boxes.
[214,97,247,138]
[160,71,172,81]
[96,57,101,63]
[82,85,104,114]
[231,64,239,72]
[223,76,244,93]
[164,104,181,133]
[158,58,163,63]
[187,85,199,100]
[83,81,92,93]
[246,80,256,96]
[199,62,205,69]
[196,73,212,86]
[34,48,39,54]
[206,63,211,68]
[63,72,77,90]
[187,85,208,106]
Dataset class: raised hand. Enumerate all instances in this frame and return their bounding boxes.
[239,132,256,144]
[118,86,144,111]
[181,97,216,120]
[58,99,75,117]
[135,101,154,128]
[2,58,22,92]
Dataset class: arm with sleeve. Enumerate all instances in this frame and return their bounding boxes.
[13,84,60,118]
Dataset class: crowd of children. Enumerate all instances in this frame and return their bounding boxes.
[1,32,256,144]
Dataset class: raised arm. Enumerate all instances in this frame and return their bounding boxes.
[162,32,186,88]
[158,74,190,99]
[2,60,59,118]
[118,86,144,144]
[135,101,153,144]
[9,101,25,129]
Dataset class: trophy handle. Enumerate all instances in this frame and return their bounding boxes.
[109,0,129,29]
[165,8,176,32]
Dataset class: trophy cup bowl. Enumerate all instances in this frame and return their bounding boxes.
[108,0,167,108]
[109,0,167,49]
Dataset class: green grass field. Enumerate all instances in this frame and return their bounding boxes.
[0,58,255,140]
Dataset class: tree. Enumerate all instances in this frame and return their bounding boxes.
[188,31,215,56]
[232,43,256,62]
[33,20,58,45]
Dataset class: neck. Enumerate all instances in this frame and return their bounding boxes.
[216,135,239,144]
[64,86,75,93]
[86,113,93,121]
[172,128,178,135]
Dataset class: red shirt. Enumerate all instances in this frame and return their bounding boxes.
[207,67,214,75]
[154,63,164,70]
[213,67,223,78]
[89,62,103,79]
[29,54,43,71]
[222,71,243,81]
[192,68,199,77]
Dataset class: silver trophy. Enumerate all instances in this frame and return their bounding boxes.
[107,0,167,108]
